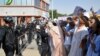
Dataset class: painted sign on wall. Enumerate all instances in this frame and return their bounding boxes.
[6,0,13,5]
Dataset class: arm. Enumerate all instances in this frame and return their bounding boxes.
[95,40,100,53]
[91,38,100,53]
[62,27,70,36]
[91,8,100,23]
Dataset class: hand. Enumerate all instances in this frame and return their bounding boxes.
[46,22,50,29]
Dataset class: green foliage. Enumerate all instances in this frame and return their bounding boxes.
[68,13,73,16]
[49,10,67,19]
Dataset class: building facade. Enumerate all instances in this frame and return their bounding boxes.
[0,0,50,25]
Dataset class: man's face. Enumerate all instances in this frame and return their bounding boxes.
[66,19,69,23]
[1,19,5,26]
[73,16,79,25]
[89,19,96,31]
[66,17,72,24]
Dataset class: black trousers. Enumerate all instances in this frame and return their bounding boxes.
[28,31,32,44]
[15,38,22,56]
[3,45,14,56]
[40,43,51,56]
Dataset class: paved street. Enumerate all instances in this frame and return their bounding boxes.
[0,39,40,56]
[0,48,5,56]
[22,39,40,56]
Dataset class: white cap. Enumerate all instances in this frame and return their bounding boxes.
[84,12,90,18]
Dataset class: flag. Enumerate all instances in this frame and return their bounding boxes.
[73,6,86,16]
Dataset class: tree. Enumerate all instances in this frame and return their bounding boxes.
[68,13,73,16]
[49,10,67,19]
[53,10,58,18]
[57,13,67,17]
[49,10,58,19]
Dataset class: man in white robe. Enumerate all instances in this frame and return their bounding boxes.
[47,21,66,56]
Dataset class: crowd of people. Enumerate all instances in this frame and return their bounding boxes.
[44,6,100,56]
[0,17,35,56]
[0,6,100,56]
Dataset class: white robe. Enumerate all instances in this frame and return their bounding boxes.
[68,25,88,56]
[47,22,66,56]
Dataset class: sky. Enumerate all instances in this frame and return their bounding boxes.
[49,0,100,15]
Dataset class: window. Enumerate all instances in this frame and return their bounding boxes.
[42,1,45,9]
[40,0,42,8]
[46,4,49,11]
[22,0,27,6]
[34,0,40,7]
[31,0,34,5]
[27,0,32,6]
[15,0,21,5]
[41,1,49,11]
[0,0,36,6]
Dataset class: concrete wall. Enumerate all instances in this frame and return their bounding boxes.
[0,6,46,16]
[0,0,50,17]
